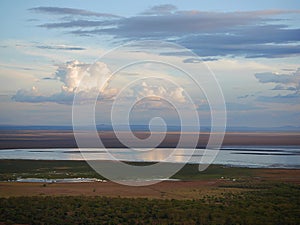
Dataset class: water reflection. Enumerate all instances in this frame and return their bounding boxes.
[0,146,300,168]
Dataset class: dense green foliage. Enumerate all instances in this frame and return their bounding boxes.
[0,183,299,225]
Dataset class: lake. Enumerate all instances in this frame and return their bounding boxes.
[0,146,299,168]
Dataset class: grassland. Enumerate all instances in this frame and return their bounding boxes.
[1,159,298,181]
[0,159,299,224]
[0,183,299,224]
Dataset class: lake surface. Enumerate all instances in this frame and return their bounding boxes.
[0,146,299,168]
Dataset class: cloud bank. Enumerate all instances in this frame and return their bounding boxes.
[255,68,300,103]
[12,60,188,105]
[30,5,300,59]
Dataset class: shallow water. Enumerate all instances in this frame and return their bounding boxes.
[0,146,299,168]
[14,178,106,183]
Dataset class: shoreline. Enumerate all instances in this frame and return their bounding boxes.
[0,158,299,169]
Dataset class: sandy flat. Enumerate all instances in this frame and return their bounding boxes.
[1,130,300,149]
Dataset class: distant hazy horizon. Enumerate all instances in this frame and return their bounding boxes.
[0,124,300,132]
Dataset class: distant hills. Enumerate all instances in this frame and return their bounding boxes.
[0,124,299,132]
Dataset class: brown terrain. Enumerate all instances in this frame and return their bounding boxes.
[1,168,299,199]
[1,130,300,149]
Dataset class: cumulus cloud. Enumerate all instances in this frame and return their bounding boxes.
[12,87,75,104]
[255,68,300,103]
[12,61,187,105]
[54,60,111,92]
[138,81,186,104]
[12,60,114,104]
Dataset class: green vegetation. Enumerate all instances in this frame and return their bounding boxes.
[0,159,101,180]
[0,159,257,181]
[0,159,299,224]
[0,183,299,225]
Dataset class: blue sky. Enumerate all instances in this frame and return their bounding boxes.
[0,0,299,128]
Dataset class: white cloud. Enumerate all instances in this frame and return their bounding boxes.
[55,60,111,92]
[12,59,191,106]
[13,60,114,104]
[170,87,186,103]
[138,81,186,104]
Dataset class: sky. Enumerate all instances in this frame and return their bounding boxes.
[0,0,300,128]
